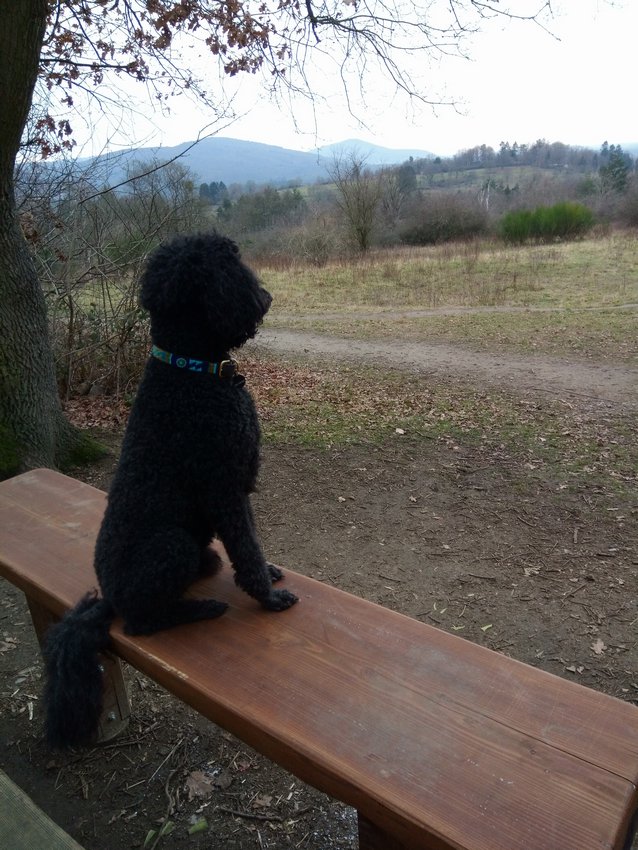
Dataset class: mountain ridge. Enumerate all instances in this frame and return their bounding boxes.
[82,136,435,188]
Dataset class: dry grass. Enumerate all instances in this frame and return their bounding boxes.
[258,233,638,314]
[258,233,638,360]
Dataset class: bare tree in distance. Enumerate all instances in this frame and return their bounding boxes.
[378,164,418,230]
[329,153,384,252]
[1,1,553,475]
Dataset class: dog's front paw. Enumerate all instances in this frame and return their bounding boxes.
[267,562,284,582]
[261,588,299,612]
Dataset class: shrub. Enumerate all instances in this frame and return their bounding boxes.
[399,194,488,245]
[617,184,638,228]
[500,201,594,244]
[499,209,534,244]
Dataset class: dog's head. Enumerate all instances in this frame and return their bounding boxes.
[140,232,272,356]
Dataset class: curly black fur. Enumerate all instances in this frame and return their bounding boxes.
[44,232,298,749]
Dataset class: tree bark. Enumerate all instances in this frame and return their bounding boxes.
[0,1,79,477]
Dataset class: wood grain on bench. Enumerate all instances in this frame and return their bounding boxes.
[1,468,637,850]
[0,769,85,850]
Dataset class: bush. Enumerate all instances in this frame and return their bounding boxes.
[500,201,594,244]
[617,184,638,228]
[399,194,488,245]
[284,220,347,266]
[500,208,534,244]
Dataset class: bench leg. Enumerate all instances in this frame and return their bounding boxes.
[358,814,427,850]
[26,598,131,743]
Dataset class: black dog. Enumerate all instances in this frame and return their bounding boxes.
[44,232,298,748]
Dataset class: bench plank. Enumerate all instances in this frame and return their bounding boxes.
[1,468,637,850]
[0,769,85,850]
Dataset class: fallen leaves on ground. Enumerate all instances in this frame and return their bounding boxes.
[591,638,607,656]
[64,396,130,429]
[59,351,637,496]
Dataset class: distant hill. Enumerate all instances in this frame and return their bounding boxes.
[315,138,434,165]
[86,137,325,188]
[80,136,433,189]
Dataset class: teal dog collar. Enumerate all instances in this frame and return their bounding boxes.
[151,345,240,380]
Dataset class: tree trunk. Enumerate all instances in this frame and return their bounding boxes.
[0,1,79,477]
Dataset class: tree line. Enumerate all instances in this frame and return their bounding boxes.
[414,139,635,179]
[199,181,228,204]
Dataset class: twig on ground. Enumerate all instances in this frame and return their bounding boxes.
[562,583,588,601]
[148,737,185,784]
[217,806,284,823]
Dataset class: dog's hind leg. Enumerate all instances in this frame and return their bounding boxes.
[217,498,298,612]
[124,597,228,635]
[118,529,229,636]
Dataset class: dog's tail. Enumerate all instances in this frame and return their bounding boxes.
[43,591,116,749]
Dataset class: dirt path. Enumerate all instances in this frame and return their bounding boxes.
[255,327,638,406]
[275,303,638,323]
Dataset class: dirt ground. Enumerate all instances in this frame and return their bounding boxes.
[1,328,637,850]
[258,323,638,405]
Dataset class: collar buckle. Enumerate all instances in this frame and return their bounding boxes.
[218,359,237,379]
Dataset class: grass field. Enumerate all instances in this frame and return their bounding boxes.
[259,233,637,361]
[243,230,638,477]
[417,164,572,190]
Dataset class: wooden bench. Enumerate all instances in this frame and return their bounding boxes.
[1,468,638,850]
[0,769,85,850]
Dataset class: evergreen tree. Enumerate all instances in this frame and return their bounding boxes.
[599,143,630,193]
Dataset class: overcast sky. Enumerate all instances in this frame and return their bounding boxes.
[78,0,636,158]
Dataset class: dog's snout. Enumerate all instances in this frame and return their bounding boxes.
[261,288,273,312]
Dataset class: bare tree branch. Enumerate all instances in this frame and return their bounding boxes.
[33,1,555,155]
